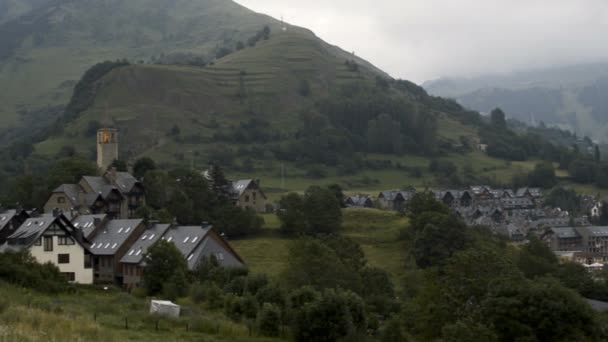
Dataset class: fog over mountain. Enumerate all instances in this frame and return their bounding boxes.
[237,0,608,83]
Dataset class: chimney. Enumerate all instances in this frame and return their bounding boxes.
[52,208,62,218]
[148,220,160,229]
[94,218,102,228]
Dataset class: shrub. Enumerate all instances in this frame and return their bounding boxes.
[224,294,244,321]
[245,274,269,296]
[131,287,147,299]
[257,303,281,337]
[0,298,9,314]
[241,294,259,320]
[224,276,247,296]
[255,283,286,308]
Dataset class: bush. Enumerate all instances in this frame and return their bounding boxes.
[0,251,67,293]
[224,276,247,296]
[131,287,147,299]
[190,281,224,308]
[224,294,244,321]
[255,283,286,308]
[0,298,9,314]
[245,274,269,296]
[257,303,281,336]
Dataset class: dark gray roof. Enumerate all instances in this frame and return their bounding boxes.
[551,227,580,238]
[585,226,608,237]
[379,190,415,201]
[71,214,107,238]
[114,172,139,193]
[120,224,171,265]
[1,216,61,252]
[0,210,17,231]
[346,194,373,207]
[160,225,212,269]
[52,184,81,205]
[89,219,144,256]
[230,179,265,200]
[586,298,608,312]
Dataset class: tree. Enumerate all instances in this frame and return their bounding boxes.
[481,278,600,341]
[46,157,98,189]
[133,157,156,179]
[544,186,582,214]
[277,193,306,235]
[303,186,342,234]
[213,204,263,238]
[490,108,507,131]
[109,159,128,172]
[412,220,468,269]
[327,184,345,207]
[257,303,281,336]
[262,25,271,40]
[516,236,558,279]
[143,240,188,295]
[527,162,557,188]
[208,164,230,197]
[236,41,245,51]
[407,192,450,222]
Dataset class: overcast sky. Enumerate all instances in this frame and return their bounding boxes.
[236,0,608,83]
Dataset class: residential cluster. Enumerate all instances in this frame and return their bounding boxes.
[347,186,597,242]
[0,207,244,288]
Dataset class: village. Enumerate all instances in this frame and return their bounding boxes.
[0,126,607,290]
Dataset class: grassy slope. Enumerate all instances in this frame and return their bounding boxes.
[232,209,409,285]
[0,281,281,341]
[33,27,557,195]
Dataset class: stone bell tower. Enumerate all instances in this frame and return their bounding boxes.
[97,128,118,170]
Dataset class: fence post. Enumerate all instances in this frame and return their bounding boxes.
[186,323,189,332]
[93,312,97,322]
[125,317,128,330]
[156,320,159,331]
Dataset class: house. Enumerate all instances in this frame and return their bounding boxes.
[121,223,171,290]
[120,224,245,290]
[0,208,29,244]
[345,194,373,208]
[378,190,415,211]
[44,169,145,219]
[230,179,267,213]
[548,227,583,252]
[516,188,543,199]
[0,212,93,284]
[88,219,146,284]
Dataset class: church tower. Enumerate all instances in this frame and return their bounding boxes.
[97,128,118,170]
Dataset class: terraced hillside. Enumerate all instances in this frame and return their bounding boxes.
[0,0,380,144]
[35,29,378,158]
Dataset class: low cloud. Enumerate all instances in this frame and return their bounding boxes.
[236,0,608,83]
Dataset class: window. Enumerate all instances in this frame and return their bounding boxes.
[141,235,148,240]
[43,236,53,252]
[183,237,190,243]
[167,237,173,242]
[58,254,70,264]
[58,237,74,245]
[245,195,250,203]
[84,254,92,269]
[62,272,75,282]
[148,234,155,240]
[191,236,198,244]
[57,197,66,204]
[253,192,257,201]
[34,238,42,246]
[215,252,224,261]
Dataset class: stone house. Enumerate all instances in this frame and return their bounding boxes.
[346,194,374,208]
[378,190,415,211]
[230,179,267,213]
[44,169,145,219]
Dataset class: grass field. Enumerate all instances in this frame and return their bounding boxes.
[231,209,410,287]
[0,281,281,342]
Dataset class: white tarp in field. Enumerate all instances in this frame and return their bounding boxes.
[149,300,181,318]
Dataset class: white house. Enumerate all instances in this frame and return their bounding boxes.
[0,213,94,284]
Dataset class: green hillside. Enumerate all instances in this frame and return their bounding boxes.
[28,27,554,193]
[0,0,380,144]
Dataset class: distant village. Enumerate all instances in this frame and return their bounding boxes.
[346,186,608,269]
[1,127,607,288]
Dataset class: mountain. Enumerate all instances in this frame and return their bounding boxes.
[0,0,380,144]
[423,63,608,141]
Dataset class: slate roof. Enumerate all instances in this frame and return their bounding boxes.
[346,194,373,207]
[0,210,17,231]
[379,190,415,201]
[160,225,213,269]
[52,184,81,205]
[71,214,107,238]
[516,188,543,198]
[120,224,171,265]
[1,215,83,252]
[586,226,608,237]
[551,227,580,238]
[113,172,139,193]
[89,219,144,256]
[230,179,266,200]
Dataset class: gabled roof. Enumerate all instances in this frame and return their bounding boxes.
[0,210,23,231]
[120,224,171,265]
[378,190,415,201]
[89,219,144,256]
[551,227,580,238]
[113,172,140,193]
[71,214,107,238]
[230,179,266,200]
[52,184,81,205]
[516,188,543,198]
[1,214,87,252]
[160,226,212,265]
[346,194,373,207]
[81,176,123,200]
